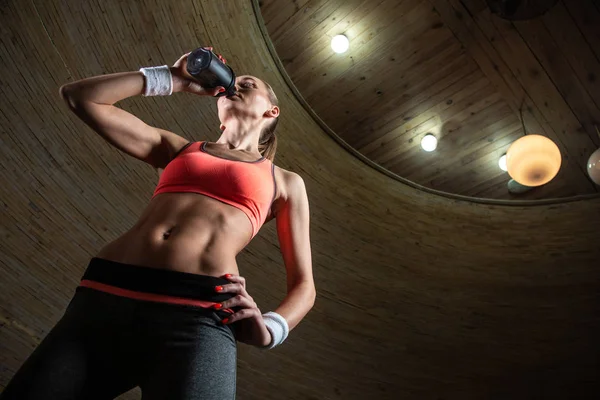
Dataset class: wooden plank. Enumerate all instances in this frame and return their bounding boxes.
[415,122,522,188]
[273,0,387,72]
[369,83,505,164]
[562,0,600,63]
[350,48,474,151]
[386,101,515,175]
[514,17,600,148]
[352,70,488,150]
[541,1,600,134]
[401,113,520,182]
[290,0,424,88]
[353,61,480,155]
[484,13,597,156]
[284,0,409,77]
[377,92,506,168]
[311,15,453,115]
[322,33,459,134]
[260,0,312,24]
[268,0,371,65]
[264,0,330,44]
[430,135,525,194]
[272,0,344,45]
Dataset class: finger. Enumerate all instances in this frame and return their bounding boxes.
[215,282,245,295]
[186,81,207,95]
[222,274,246,289]
[205,87,224,96]
[222,308,260,324]
[215,294,256,311]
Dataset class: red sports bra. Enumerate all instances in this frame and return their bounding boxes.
[152,141,276,240]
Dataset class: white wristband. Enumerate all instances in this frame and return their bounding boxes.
[139,65,173,96]
[261,311,289,349]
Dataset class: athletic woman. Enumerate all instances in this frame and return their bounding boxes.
[1,48,315,400]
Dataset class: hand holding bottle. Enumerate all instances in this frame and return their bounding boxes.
[170,47,227,96]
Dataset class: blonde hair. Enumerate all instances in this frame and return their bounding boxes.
[258,79,279,162]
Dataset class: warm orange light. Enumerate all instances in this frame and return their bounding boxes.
[506,135,561,187]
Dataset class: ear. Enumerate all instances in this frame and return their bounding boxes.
[264,106,280,119]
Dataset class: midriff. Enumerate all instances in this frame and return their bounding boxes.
[95,192,254,277]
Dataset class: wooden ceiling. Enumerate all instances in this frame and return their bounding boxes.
[259,0,600,200]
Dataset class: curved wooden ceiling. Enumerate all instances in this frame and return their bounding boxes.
[259,0,600,200]
[0,1,599,399]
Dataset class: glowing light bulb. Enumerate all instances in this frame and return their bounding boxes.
[421,134,437,152]
[331,35,349,54]
[499,154,507,171]
[587,148,600,185]
[506,135,561,186]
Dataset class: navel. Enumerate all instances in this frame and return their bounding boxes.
[162,227,175,240]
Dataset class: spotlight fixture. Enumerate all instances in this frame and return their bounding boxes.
[331,35,349,54]
[421,134,437,152]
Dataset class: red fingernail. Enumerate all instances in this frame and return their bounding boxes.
[222,318,229,324]
[213,303,223,310]
[215,285,223,292]
[224,274,232,279]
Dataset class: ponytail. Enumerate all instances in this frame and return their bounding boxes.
[258,79,279,162]
[259,120,278,162]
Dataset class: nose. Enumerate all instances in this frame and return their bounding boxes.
[229,82,241,97]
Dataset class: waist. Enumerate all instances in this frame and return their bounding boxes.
[79,257,237,314]
[96,192,252,275]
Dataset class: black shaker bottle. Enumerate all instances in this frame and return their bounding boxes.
[186,47,236,97]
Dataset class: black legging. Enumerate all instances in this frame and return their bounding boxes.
[1,258,238,400]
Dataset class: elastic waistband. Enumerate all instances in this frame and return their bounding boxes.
[79,257,235,312]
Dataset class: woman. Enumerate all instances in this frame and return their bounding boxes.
[1,48,315,400]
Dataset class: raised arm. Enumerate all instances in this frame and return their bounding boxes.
[59,70,188,169]
[58,52,222,169]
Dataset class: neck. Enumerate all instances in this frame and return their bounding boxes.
[216,119,263,153]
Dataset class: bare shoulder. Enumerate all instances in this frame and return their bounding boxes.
[273,165,306,200]
[267,165,307,221]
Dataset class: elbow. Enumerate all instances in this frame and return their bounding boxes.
[308,285,317,309]
[59,83,73,100]
[59,84,82,110]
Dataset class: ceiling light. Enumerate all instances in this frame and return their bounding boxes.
[331,35,349,54]
[421,134,437,152]
[506,134,561,187]
[588,147,600,185]
[499,154,507,171]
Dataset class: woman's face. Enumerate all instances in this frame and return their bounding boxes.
[217,75,276,126]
